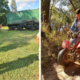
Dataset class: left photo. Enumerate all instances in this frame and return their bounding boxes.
[0,0,39,80]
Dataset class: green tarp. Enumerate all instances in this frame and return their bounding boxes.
[7,9,39,24]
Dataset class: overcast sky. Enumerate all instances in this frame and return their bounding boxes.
[8,0,39,11]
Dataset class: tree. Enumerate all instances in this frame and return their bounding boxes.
[0,0,10,25]
[49,0,73,32]
[69,0,76,10]
[11,0,17,12]
[41,0,80,31]
[41,0,51,23]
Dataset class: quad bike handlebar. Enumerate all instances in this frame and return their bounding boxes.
[68,30,80,39]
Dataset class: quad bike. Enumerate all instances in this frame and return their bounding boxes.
[58,31,80,66]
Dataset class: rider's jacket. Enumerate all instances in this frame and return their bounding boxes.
[70,19,79,33]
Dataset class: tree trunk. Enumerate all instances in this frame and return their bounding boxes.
[42,0,51,23]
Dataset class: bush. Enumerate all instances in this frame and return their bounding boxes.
[41,23,68,72]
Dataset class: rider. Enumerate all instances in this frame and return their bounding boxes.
[67,8,80,44]
[63,22,67,31]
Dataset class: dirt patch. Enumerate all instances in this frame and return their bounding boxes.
[42,61,80,80]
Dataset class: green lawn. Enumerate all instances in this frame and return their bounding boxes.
[0,27,39,80]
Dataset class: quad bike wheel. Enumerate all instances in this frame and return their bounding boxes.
[58,49,74,66]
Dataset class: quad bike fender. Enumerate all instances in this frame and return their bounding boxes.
[62,40,69,49]
[77,43,80,48]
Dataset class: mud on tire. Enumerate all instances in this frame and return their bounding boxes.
[58,49,73,66]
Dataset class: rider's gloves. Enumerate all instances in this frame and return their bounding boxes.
[67,30,73,35]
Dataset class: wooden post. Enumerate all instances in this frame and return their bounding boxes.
[32,21,33,32]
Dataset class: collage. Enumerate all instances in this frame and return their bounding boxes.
[0,0,80,80]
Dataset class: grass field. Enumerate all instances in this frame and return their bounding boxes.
[0,27,39,80]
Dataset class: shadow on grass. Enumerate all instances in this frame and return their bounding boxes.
[0,34,36,52]
[0,54,38,74]
[0,43,29,52]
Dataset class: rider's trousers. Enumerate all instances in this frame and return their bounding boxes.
[69,38,77,44]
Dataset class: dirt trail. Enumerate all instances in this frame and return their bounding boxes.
[42,61,80,80]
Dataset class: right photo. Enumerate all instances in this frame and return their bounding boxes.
[41,0,80,80]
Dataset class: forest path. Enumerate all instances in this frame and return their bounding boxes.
[42,61,80,80]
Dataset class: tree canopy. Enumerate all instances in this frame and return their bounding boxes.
[11,0,17,12]
[0,0,10,25]
[41,0,80,31]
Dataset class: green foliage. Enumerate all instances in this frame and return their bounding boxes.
[59,0,80,18]
[49,0,77,32]
[0,0,10,25]
[68,0,80,11]
[50,6,69,31]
